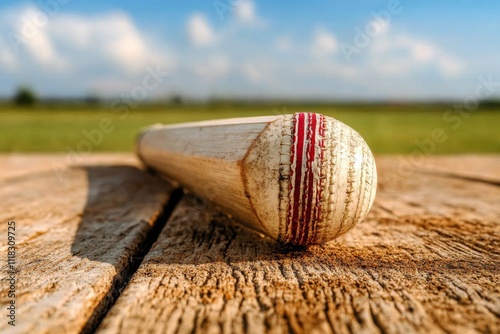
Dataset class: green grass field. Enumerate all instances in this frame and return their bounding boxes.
[1,103,499,154]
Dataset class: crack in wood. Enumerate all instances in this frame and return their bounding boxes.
[82,188,183,334]
[417,168,500,187]
[2,155,499,334]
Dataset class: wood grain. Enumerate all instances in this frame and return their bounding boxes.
[1,155,498,334]
[97,155,500,334]
[418,154,500,185]
[0,155,176,334]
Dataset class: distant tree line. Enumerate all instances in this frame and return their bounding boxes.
[479,99,500,108]
[14,86,37,106]
[8,86,500,109]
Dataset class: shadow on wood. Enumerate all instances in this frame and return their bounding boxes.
[71,165,304,266]
[69,162,500,334]
[97,190,500,334]
[70,165,173,264]
[141,194,500,273]
[0,156,176,334]
[70,165,179,334]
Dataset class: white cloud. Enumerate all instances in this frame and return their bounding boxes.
[52,12,163,74]
[0,4,470,100]
[297,60,359,79]
[367,18,390,36]
[330,19,464,78]
[0,49,18,72]
[275,36,293,51]
[27,30,69,70]
[231,0,268,28]
[0,6,171,75]
[369,33,464,77]
[191,55,230,80]
[411,42,434,62]
[0,5,173,97]
[437,55,464,76]
[187,13,215,47]
[6,6,69,71]
[242,63,264,82]
[311,28,338,57]
[234,0,256,23]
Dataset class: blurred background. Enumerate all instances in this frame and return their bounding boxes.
[0,0,499,154]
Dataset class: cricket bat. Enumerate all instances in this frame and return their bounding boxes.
[136,112,377,246]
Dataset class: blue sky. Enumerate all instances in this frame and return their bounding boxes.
[0,0,499,100]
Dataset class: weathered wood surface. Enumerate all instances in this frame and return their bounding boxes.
[0,153,137,181]
[1,154,499,334]
[419,154,500,184]
[97,155,500,334]
[0,154,176,334]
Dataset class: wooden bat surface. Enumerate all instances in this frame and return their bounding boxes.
[137,112,377,246]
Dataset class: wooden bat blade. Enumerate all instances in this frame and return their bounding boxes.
[137,113,377,246]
